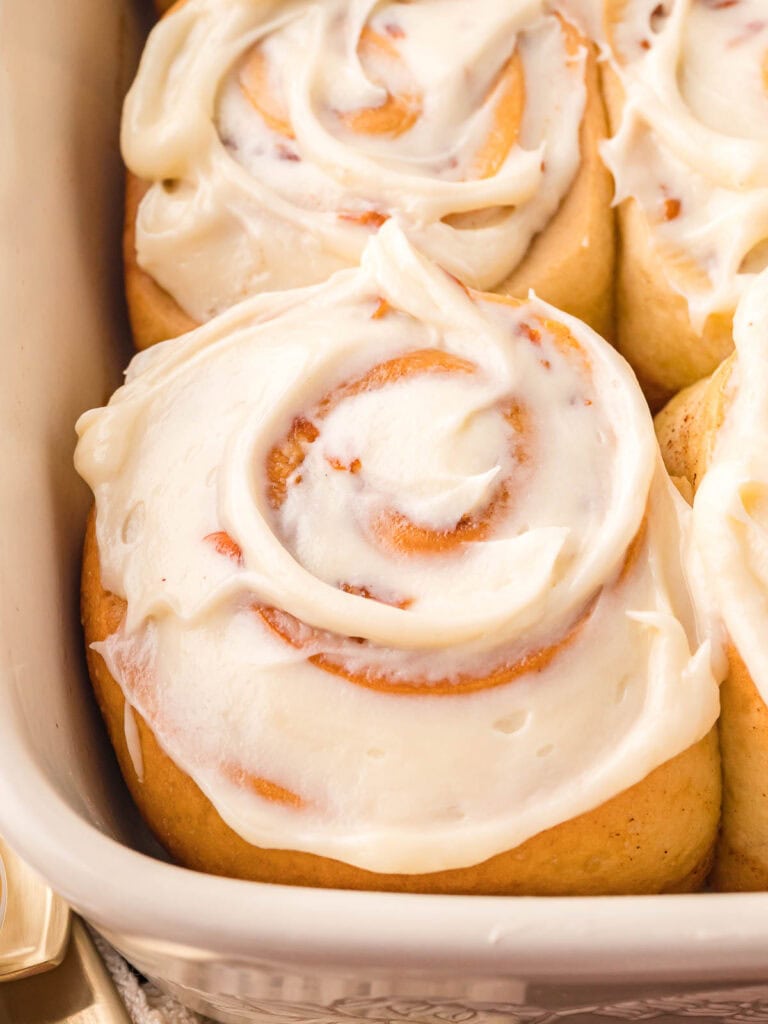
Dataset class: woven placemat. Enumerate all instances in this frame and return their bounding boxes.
[89,927,211,1024]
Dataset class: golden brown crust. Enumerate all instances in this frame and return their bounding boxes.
[499,34,615,341]
[123,32,615,350]
[710,647,768,892]
[654,355,734,492]
[602,66,733,410]
[82,511,719,894]
[123,173,198,350]
[654,361,768,891]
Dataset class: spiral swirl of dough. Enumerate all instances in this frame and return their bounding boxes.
[121,0,588,323]
[75,225,718,872]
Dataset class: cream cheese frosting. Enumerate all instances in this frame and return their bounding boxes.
[692,269,768,702]
[121,0,587,323]
[602,0,768,329]
[75,225,719,873]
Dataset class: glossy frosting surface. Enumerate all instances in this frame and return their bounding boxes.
[75,226,719,872]
[602,0,768,327]
[122,0,587,322]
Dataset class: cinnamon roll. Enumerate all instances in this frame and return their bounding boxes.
[656,270,768,891]
[602,0,768,408]
[121,0,614,349]
[77,226,719,894]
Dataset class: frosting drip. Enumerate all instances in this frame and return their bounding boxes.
[121,0,587,322]
[75,225,719,872]
[602,0,768,328]
[692,269,768,702]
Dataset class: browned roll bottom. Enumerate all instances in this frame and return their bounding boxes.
[83,509,719,895]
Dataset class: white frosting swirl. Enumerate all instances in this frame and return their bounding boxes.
[75,225,719,873]
[602,0,768,328]
[692,269,768,699]
[121,0,587,323]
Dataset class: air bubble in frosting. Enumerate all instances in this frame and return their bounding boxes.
[649,3,669,34]
[615,675,632,704]
[493,710,529,735]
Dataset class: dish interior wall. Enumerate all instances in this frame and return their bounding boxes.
[0,0,161,856]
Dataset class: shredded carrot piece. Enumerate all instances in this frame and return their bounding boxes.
[204,531,244,566]
[222,763,305,809]
[338,210,389,229]
[239,46,295,139]
[340,28,422,138]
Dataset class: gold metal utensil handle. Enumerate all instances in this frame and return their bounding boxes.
[0,837,70,983]
[0,839,130,1022]
[0,917,132,1024]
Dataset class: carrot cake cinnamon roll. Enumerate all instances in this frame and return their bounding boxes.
[121,0,614,348]
[602,0,768,407]
[656,270,768,891]
[76,226,719,894]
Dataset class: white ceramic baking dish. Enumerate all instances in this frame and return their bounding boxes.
[4,3,768,1022]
